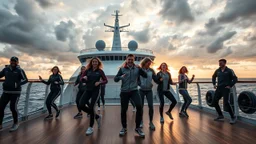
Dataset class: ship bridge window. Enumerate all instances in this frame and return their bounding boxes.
[102,56,106,61]
[119,56,122,60]
[110,56,114,60]
[115,56,118,60]
[106,56,109,61]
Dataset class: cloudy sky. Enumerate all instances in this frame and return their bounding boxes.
[0,0,256,79]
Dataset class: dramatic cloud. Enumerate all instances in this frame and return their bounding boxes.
[218,0,256,23]
[207,31,237,53]
[159,0,194,24]
[198,18,223,36]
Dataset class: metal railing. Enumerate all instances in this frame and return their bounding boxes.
[1,80,256,125]
[80,47,154,54]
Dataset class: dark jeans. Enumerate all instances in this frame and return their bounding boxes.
[97,85,105,107]
[79,89,100,127]
[213,86,234,118]
[120,90,142,128]
[140,89,154,122]
[0,93,20,124]
[158,90,177,117]
[46,90,61,114]
[179,90,192,112]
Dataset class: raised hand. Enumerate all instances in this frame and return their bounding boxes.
[39,76,42,81]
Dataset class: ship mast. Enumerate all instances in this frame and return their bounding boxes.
[104,10,130,51]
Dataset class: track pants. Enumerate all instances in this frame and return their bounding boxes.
[46,89,61,114]
[140,89,154,122]
[158,90,177,117]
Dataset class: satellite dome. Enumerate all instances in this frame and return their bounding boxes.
[128,40,138,51]
[95,40,106,51]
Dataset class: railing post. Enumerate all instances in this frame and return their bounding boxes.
[196,83,202,108]
[232,85,239,117]
[23,82,32,121]
[59,85,64,107]
[43,85,49,112]
[176,84,181,103]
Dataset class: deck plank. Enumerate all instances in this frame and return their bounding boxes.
[0,105,256,144]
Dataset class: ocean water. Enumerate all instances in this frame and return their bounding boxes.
[0,78,256,123]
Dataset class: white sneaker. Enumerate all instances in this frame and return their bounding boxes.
[96,115,102,129]
[98,107,100,111]
[86,127,94,135]
[9,124,19,132]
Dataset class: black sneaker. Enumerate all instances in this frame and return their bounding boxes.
[135,128,145,138]
[149,122,155,131]
[165,111,173,120]
[179,112,186,117]
[119,128,127,136]
[214,115,224,121]
[74,113,83,119]
[230,116,237,124]
[184,111,189,118]
[56,110,60,118]
[45,114,53,120]
[139,121,143,128]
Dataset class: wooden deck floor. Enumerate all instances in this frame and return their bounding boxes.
[0,105,256,144]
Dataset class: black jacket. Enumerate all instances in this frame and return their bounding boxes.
[0,65,28,93]
[42,74,64,90]
[75,73,86,91]
[212,67,238,87]
[156,71,173,92]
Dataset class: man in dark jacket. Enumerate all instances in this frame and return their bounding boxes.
[212,59,238,124]
[0,57,28,132]
[114,54,147,138]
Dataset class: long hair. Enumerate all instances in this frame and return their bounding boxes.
[157,62,170,71]
[140,57,153,68]
[50,66,61,74]
[178,66,188,74]
[86,57,103,70]
[79,66,86,75]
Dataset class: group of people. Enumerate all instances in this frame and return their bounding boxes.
[0,55,237,138]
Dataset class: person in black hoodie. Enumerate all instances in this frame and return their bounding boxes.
[156,63,177,124]
[79,57,108,136]
[0,56,28,132]
[39,66,64,120]
[73,66,87,119]
[212,59,238,124]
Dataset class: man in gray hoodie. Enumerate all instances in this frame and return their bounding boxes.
[138,57,158,130]
[114,54,147,138]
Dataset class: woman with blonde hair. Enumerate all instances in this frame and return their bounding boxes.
[39,66,64,120]
[178,66,195,117]
[79,57,108,135]
[138,57,158,130]
[156,63,177,123]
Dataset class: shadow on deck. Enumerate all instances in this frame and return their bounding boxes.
[0,105,256,144]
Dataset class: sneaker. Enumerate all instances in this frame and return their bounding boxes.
[179,112,186,117]
[44,114,53,120]
[9,124,19,132]
[149,122,155,131]
[74,113,83,119]
[96,115,102,129]
[165,111,173,120]
[214,115,224,121]
[139,121,143,128]
[119,128,127,136]
[184,111,189,118]
[86,127,93,135]
[56,110,60,118]
[98,107,100,111]
[160,117,164,123]
[135,128,145,138]
[132,107,136,112]
[230,116,237,124]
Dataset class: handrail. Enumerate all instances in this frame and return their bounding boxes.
[80,47,154,54]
